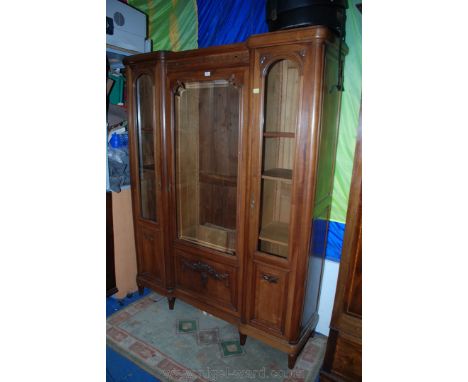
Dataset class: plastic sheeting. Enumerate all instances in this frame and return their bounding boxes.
[325,1,361,262]
[330,0,362,223]
[325,221,345,262]
[197,0,268,48]
[128,0,198,51]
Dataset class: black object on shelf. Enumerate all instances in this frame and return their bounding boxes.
[266,0,348,37]
[106,17,114,35]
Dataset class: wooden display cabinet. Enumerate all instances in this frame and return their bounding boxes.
[124,26,346,368]
[320,110,362,381]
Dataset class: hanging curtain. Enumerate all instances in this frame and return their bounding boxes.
[197,0,268,47]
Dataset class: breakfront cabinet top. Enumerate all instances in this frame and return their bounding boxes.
[246,25,339,47]
[123,42,248,66]
[123,26,346,66]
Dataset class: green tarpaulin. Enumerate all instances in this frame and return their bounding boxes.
[330,0,362,223]
[128,0,198,51]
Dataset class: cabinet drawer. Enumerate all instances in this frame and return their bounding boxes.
[330,333,362,380]
[136,227,164,283]
[175,250,238,313]
[249,263,288,334]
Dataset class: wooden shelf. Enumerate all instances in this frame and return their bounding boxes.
[142,164,155,171]
[259,221,289,246]
[262,168,292,183]
[263,132,295,138]
[199,172,237,187]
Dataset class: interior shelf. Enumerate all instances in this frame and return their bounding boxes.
[199,172,237,187]
[259,221,289,246]
[263,132,295,138]
[142,164,155,171]
[262,168,292,183]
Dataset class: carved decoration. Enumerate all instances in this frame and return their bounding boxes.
[260,52,305,76]
[182,259,230,288]
[228,73,242,88]
[173,80,186,97]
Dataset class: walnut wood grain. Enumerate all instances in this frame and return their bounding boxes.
[320,106,362,381]
[125,26,346,371]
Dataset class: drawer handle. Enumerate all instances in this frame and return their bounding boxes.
[182,259,229,288]
[262,274,279,284]
[143,233,153,241]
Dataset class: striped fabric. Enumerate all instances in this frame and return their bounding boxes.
[128,0,198,51]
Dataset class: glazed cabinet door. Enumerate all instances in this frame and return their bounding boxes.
[132,71,161,224]
[252,57,301,260]
[167,68,248,259]
[128,65,166,290]
[165,64,249,317]
[245,44,310,336]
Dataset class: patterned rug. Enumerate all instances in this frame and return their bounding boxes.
[106,292,327,382]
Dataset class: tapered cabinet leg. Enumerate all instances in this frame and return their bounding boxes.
[138,285,144,296]
[239,332,247,346]
[167,297,176,310]
[288,353,298,369]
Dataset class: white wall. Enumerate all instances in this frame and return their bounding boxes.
[315,259,341,336]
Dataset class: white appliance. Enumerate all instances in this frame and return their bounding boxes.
[106,0,152,69]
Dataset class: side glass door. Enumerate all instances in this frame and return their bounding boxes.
[136,74,157,222]
[256,59,301,259]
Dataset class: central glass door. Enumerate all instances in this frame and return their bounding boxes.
[174,79,240,254]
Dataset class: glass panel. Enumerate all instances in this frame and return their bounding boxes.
[136,74,157,222]
[175,79,239,254]
[258,59,300,259]
[264,59,300,134]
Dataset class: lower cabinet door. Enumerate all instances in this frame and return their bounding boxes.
[137,226,164,284]
[175,250,238,314]
[322,329,362,381]
[249,262,289,335]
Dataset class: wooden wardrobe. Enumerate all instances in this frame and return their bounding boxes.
[320,110,362,380]
[124,26,346,368]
